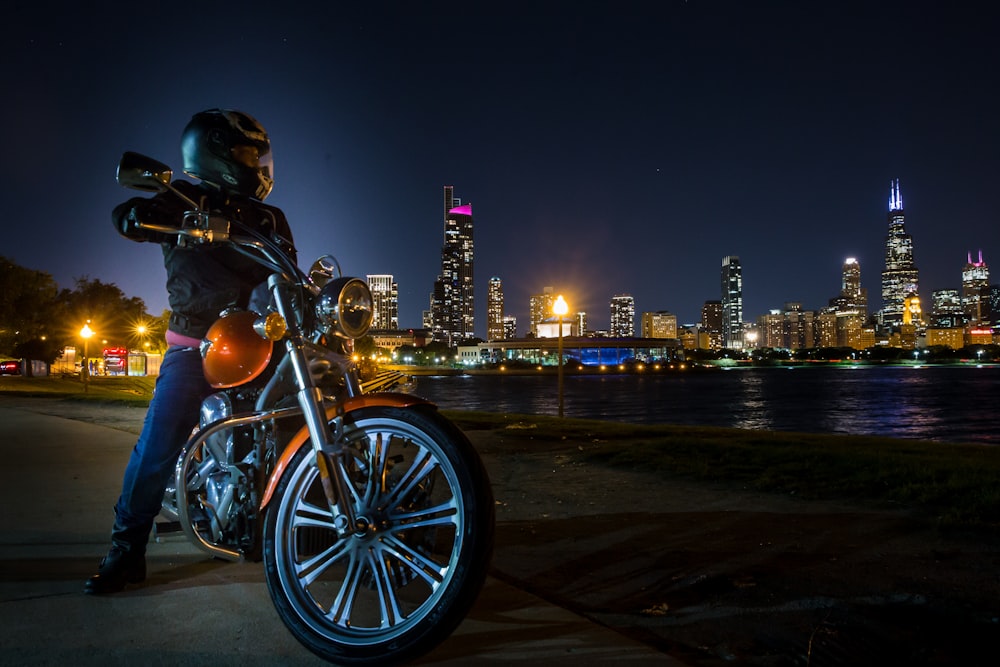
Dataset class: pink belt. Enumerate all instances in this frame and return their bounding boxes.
[165,330,202,348]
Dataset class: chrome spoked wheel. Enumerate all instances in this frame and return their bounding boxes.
[264,406,494,665]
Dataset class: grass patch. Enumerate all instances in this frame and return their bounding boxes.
[0,375,155,406]
[444,411,1000,529]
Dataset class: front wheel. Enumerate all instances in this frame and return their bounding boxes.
[263,405,494,665]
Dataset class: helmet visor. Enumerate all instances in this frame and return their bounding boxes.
[230,144,273,196]
[231,144,272,171]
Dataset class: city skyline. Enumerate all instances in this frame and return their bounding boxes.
[450,179,995,340]
[4,3,998,339]
[6,174,997,342]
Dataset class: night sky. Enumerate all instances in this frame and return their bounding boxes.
[3,2,998,336]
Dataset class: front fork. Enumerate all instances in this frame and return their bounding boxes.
[272,277,362,538]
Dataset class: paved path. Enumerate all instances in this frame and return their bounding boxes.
[0,403,676,665]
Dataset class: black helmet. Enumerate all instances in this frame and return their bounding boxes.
[181,109,274,200]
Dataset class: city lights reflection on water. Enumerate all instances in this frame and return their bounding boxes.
[412,365,1000,446]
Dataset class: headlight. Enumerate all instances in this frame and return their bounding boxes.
[316,277,373,339]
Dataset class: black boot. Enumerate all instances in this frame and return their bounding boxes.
[84,546,146,595]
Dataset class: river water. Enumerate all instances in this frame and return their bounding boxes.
[410,365,1000,446]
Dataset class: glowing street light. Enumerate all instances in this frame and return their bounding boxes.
[553,295,569,418]
[80,322,94,392]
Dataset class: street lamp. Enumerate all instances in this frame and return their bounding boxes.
[553,295,569,418]
[80,323,94,392]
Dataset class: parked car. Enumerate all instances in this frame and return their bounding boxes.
[0,360,21,375]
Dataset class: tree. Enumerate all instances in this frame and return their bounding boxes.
[0,258,164,375]
[57,277,149,350]
[140,309,171,355]
[0,256,66,360]
[354,335,377,358]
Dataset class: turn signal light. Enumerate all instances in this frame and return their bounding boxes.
[254,312,287,341]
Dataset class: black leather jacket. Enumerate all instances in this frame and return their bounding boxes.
[112,180,296,340]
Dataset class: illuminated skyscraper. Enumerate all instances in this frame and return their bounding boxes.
[366,274,398,330]
[701,300,723,350]
[962,250,990,324]
[931,289,964,328]
[502,315,518,339]
[839,258,867,315]
[702,301,722,332]
[721,255,743,349]
[430,186,474,344]
[487,276,505,341]
[529,287,554,337]
[879,180,919,327]
[610,294,635,337]
[830,257,868,348]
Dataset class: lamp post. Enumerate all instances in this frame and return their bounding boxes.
[132,324,149,377]
[553,295,568,418]
[80,323,94,392]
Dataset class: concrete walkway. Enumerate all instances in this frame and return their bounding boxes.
[0,402,677,665]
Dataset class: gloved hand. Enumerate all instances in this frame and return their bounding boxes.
[114,196,183,241]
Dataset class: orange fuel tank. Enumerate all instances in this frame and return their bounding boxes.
[202,310,273,388]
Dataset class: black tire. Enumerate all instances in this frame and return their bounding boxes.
[263,405,494,665]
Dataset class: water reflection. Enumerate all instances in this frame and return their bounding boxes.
[732,372,771,431]
[412,365,1000,445]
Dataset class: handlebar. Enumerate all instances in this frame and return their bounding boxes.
[135,209,303,284]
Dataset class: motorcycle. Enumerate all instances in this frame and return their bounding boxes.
[116,152,495,665]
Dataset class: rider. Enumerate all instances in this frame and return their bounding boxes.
[85,109,296,594]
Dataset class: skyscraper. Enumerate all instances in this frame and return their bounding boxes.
[828,257,868,348]
[487,276,505,341]
[502,315,518,339]
[529,287,554,337]
[430,186,475,344]
[931,289,964,328]
[839,258,867,315]
[721,255,743,349]
[366,274,398,330]
[701,300,723,350]
[879,180,919,328]
[962,250,990,325]
[610,294,635,337]
[701,301,722,333]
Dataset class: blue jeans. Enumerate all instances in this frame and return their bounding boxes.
[111,346,212,553]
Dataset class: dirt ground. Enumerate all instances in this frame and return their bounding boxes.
[472,429,1000,667]
[13,397,1000,666]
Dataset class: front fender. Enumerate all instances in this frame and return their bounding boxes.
[260,392,433,510]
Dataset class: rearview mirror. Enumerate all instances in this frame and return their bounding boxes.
[116,152,173,192]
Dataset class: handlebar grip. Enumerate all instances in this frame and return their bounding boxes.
[135,221,184,234]
[131,211,230,243]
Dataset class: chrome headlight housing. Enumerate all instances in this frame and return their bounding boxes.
[316,277,373,339]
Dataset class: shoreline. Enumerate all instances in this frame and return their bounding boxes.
[389,359,1000,377]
